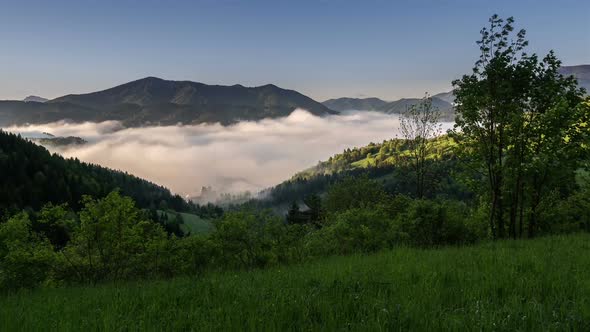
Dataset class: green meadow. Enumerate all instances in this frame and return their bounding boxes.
[2,234,589,331]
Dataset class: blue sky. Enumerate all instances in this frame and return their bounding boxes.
[1,0,588,101]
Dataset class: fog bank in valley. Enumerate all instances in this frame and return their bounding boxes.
[5,110,452,198]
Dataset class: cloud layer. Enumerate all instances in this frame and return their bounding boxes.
[5,110,452,198]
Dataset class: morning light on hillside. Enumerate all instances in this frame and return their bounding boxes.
[1,0,589,331]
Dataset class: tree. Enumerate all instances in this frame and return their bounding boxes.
[324,176,390,215]
[62,191,168,283]
[452,15,586,238]
[0,213,56,290]
[399,94,442,198]
[286,201,302,225]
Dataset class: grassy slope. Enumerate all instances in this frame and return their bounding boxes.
[2,234,590,331]
[159,210,214,234]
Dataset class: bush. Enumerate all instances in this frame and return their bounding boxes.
[398,199,477,246]
[58,191,169,283]
[324,176,390,215]
[305,206,405,256]
[0,213,56,291]
[211,210,287,269]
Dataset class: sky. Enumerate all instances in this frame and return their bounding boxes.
[0,0,589,102]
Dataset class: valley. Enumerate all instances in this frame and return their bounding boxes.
[1,5,589,331]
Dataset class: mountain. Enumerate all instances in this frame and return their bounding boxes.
[559,65,590,93]
[322,96,455,120]
[322,97,388,111]
[0,129,188,211]
[23,95,48,103]
[378,97,455,121]
[0,77,337,127]
[378,97,452,114]
[0,100,99,126]
[432,91,455,104]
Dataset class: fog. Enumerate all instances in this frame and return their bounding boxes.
[5,110,453,198]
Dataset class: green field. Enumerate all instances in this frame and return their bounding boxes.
[160,210,214,234]
[2,234,589,331]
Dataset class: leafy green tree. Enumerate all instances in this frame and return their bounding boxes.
[399,94,442,198]
[34,203,74,250]
[324,176,390,215]
[286,201,301,225]
[0,213,55,290]
[303,194,324,226]
[452,15,585,238]
[61,191,168,283]
[212,210,286,268]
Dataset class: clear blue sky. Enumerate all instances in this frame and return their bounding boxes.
[1,0,588,101]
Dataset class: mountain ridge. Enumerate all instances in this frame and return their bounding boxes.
[322,95,455,120]
[0,77,337,127]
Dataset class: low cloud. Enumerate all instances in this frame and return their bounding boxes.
[5,110,452,198]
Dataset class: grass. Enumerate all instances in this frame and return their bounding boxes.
[159,210,214,234]
[2,234,590,331]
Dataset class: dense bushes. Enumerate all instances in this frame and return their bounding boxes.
[0,213,55,290]
[1,174,588,292]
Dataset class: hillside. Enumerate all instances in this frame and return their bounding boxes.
[379,97,455,120]
[322,97,388,111]
[432,91,455,104]
[322,96,455,120]
[2,234,588,331]
[0,77,337,127]
[253,136,469,209]
[0,130,187,211]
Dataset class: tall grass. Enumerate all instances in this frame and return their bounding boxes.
[2,234,589,331]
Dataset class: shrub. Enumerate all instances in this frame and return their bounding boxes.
[0,213,56,291]
[305,206,405,256]
[58,191,169,283]
[211,210,286,269]
[324,176,390,215]
[398,199,477,246]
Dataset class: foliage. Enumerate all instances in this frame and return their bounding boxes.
[399,94,443,197]
[323,176,390,215]
[0,213,56,290]
[58,192,169,283]
[452,15,586,238]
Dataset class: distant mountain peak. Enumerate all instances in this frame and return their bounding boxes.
[23,95,48,103]
[322,97,389,111]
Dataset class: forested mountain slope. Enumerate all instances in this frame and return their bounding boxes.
[0,130,188,212]
[253,136,470,208]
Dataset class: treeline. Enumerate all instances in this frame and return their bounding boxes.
[0,182,487,291]
[3,172,588,292]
